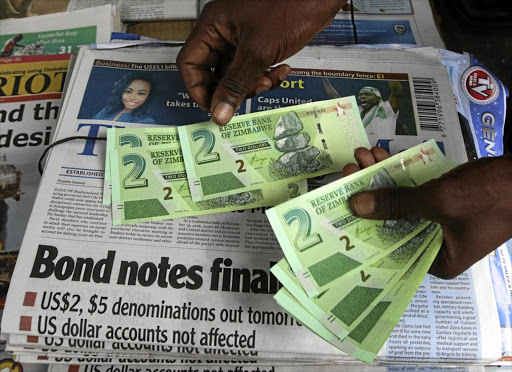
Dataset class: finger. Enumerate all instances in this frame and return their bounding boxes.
[177,23,228,112]
[246,64,291,97]
[245,76,272,98]
[427,242,457,279]
[353,147,376,168]
[349,186,440,221]
[342,163,361,177]
[370,147,391,162]
[210,47,269,125]
[266,64,291,89]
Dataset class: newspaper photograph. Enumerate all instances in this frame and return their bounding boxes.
[0,46,502,368]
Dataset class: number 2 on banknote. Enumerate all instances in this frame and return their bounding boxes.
[283,208,322,252]
[119,134,142,147]
[287,183,301,198]
[163,187,173,200]
[122,154,148,189]
[339,235,355,251]
[192,129,220,165]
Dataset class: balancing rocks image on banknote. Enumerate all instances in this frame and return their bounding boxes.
[266,139,458,298]
[178,97,370,202]
[109,128,307,225]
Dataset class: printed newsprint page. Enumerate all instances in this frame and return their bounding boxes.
[67,0,199,21]
[0,5,120,253]
[45,366,488,372]
[0,45,501,368]
[197,0,443,48]
[491,240,512,361]
[310,0,443,47]
[0,5,119,56]
[266,47,467,162]
[438,49,511,361]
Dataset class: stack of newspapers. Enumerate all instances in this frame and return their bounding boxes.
[0,41,507,371]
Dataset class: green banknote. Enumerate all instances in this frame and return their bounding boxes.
[103,127,181,204]
[178,97,370,202]
[110,144,307,225]
[273,229,443,363]
[266,139,457,298]
[337,230,442,362]
[271,223,439,340]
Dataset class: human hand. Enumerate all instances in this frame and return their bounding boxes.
[344,147,512,279]
[177,0,345,125]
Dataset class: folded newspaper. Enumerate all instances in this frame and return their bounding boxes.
[0,42,507,370]
[0,7,120,372]
[0,5,121,253]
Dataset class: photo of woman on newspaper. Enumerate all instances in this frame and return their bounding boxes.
[93,72,156,124]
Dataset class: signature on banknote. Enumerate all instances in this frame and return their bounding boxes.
[249,153,269,167]
[355,224,374,239]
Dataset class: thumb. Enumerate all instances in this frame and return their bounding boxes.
[349,186,438,221]
[210,47,269,125]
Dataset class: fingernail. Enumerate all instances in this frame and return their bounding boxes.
[212,102,234,124]
[280,66,292,81]
[255,85,268,95]
[350,193,375,217]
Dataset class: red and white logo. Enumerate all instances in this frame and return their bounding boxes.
[461,66,499,105]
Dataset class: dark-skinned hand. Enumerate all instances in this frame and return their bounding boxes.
[177,0,346,125]
[342,147,512,279]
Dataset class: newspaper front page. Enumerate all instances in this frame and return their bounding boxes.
[199,0,443,48]
[313,0,443,47]
[0,54,70,253]
[0,5,119,57]
[0,9,119,371]
[439,49,510,361]
[43,365,487,372]
[67,0,199,21]
[0,46,501,368]
[0,5,120,252]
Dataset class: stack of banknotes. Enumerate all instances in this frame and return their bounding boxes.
[103,97,370,224]
[266,138,458,363]
[104,97,458,363]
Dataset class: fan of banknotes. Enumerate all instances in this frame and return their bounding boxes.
[103,97,369,224]
[265,139,456,362]
[105,97,457,363]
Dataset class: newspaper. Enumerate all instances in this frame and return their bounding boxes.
[0,9,119,371]
[491,241,512,361]
[312,0,443,47]
[262,47,466,163]
[341,0,413,13]
[0,5,120,58]
[0,45,502,370]
[43,364,489,372]
[0,9,117,369]
[438,49,510,361]
[0,314,47,372]
[0,6,121,254]
[67,0,199,21]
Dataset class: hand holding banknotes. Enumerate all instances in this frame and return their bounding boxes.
[177,0,346,125]
[344,148,512,279]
